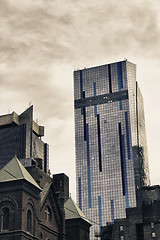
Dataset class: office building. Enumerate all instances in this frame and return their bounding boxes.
[74,60,150,239]
[0,106,49,173]
[99,185,160,240]
[0,106,91,240]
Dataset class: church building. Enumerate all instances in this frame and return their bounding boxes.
[0,156,65,240]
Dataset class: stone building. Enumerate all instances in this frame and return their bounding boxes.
[53,174,92,240]
[0,156,65,240]
[0,106,91,240]
[65,197,91,240]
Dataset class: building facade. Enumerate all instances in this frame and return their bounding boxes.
[0,106,49,173]
[65,197,91,240]
[99,185,160,240]
[74,60,150,239]
[0,156,65,240]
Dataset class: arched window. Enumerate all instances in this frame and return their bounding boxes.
[0,207,9,231]
[27,210,32,233]
[45,206,52,222]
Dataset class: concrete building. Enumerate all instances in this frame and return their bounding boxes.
[99,185,160,240]
[74,60,150,239]
[0,106,49,173]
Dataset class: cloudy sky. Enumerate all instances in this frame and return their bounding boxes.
[0,0,160,200]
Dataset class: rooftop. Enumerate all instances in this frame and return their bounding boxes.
[64,197,91,225]
[0,156,41,190]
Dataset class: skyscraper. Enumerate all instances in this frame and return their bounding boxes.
[0,106,49,173]
[74,60,150,239]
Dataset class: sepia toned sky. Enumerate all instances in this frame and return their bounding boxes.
[1,0,160,200]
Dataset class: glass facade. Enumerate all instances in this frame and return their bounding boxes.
[0,124,26,169]
[0,106,49,173]
[74,60,150,239]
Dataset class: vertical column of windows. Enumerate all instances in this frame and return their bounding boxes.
[111,200,114,223]
[117,62,123,110]
[125,112,131,160]
[80,71,92,209]
[93,82,97,117]
[80,70,83,99]
[118,122,129,208]
[80,70,84,116]
[98,196,102,229]
[93,81,102,172]
[97,114,102,172]
[121,135,129,208]
[117,62,123,90]
[86,124,91,208]
[108,64,112,93]
[83,93,87,141]
[78,177,82,210]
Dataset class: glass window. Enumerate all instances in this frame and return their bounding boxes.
[27,209,32,233]
[120,225,124,231]
[152,232,156,238]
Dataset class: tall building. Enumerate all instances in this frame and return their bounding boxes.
[0,106,49,173]
[0,106,91,240]
[74,60,150,239]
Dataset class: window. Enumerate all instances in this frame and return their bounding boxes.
[120,225,124,231]
[45,206,52,222]
[152,232,156,238]
[27,210,32,233]
[40,232,43,239]
[0,207,9,231]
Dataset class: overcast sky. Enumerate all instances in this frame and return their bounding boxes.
[0,0,160,200]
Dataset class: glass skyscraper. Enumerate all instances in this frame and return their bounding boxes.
[74,60,150,239]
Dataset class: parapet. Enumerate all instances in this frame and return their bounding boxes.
[0,106,44,137]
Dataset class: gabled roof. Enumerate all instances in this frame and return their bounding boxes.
[64,197,91,225]
[0,156,41,190]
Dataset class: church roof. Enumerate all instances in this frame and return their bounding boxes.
[0,156,41,190]
[64,197,91,225]
[40,181,52,207]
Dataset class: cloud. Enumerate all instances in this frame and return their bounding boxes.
[1,0,160,198]
[0,65,73,120]
[1,0,160,69]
